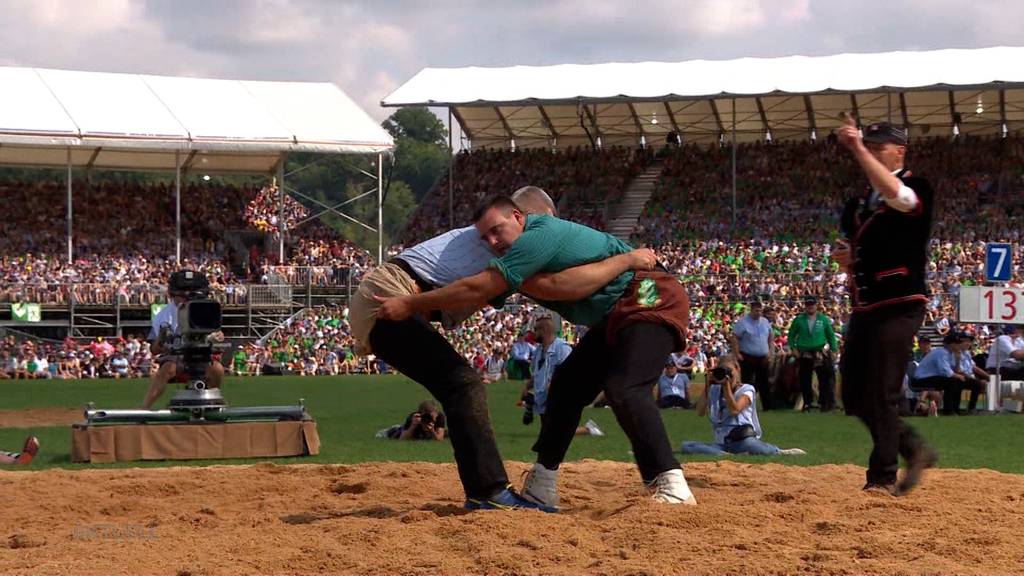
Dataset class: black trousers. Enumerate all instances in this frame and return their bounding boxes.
[797,352,835,410]
[740,354,773,409]
[998,366,1024,380]
[533,320,680,483]
[657,395,691,409]
[841,302,927,486]
[912,375,983,414]
[369,316,508,499]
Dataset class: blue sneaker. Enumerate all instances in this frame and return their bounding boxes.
[464,487,557,513]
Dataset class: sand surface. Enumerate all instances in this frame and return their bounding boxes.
[1,460,1022,576]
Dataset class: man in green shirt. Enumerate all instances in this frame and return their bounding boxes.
[786,296,838,412]
[377,195,696,509]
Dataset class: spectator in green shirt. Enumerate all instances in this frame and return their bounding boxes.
[786,296,837,412]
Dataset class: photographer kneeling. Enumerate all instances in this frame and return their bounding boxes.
[680,356,805,456]
[141,271,225,409]
[379,400,446,441]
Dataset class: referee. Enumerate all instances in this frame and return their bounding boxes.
[834,119,937,496]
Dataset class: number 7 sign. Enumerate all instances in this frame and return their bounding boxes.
[985,243,1013,282]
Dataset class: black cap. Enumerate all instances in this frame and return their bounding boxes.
[942,332,962,345]
[863,122,908,146]
[803,295,818,305]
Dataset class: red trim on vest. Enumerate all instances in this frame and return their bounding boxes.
[874,267,909,281]
[852,294,928,313]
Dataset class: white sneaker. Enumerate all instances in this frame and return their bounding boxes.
[521,463,560,509]
[583,419,605,437]
[650,468,697,505]
[778,448,807,455]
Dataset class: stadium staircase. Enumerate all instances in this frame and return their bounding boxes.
[606,160,663,242]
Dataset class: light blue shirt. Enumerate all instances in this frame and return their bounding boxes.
[707,383,761,445]
[658,373,689,399]
[511,340,535,362]
[732,314,771,357]
[530,338,573,414]
[914,347,956,379]
[956,351,975,375]
[397,226,494,287]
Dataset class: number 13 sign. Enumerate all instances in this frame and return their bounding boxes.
[960,286,1024,324]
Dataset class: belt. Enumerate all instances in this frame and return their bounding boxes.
[390,257,435,293]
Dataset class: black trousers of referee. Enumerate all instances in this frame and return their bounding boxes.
[369,316,508,499]
[533,320,680,484]
[739,354,773,409]
[841,302,927,486]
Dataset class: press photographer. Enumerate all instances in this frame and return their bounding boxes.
[141,270,226,409]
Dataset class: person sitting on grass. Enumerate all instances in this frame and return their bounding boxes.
[680,356,805,456]
[657,361,691,409]
[378,400,447,441]
[0,436,39,466]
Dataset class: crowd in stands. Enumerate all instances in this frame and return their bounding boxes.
[402,145,652,244]
[3,133,1023,383]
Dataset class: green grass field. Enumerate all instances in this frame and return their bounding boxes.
[2,375,1022,473]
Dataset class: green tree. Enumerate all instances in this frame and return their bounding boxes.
[382,107,447,145]
[383,107,450,201]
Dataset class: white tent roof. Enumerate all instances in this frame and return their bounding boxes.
[0,67,393,173]
[383,46,1024,147]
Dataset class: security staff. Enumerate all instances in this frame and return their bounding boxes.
[834,119,937,495]
[786,296,837,412]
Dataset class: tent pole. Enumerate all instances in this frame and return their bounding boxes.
[378,152,384,265]
[448,108,454,230]
[731,98,737,230]
[278,157,286,264]
[66,148,73,264]
[175,150,181,264]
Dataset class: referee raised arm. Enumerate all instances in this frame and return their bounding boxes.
[834,117,937,496]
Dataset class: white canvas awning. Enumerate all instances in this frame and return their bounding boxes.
[0,67,393,172]
[383,46,1024,147]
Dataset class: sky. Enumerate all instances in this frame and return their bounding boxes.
[1,0,1021,123]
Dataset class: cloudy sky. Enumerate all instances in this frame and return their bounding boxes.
[1,0,1020,122]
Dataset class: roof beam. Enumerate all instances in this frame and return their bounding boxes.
[493,107,516,143]
[899,92,910,127]
[181,150,199,172]
[537,105,559,139]
[583,104,601,140]
[755,97,770,137]
[662,102,681,134]
[708,99,725,135]
[627,102,645,142]
[948,91,959,128]
[450,107,473,141]
[849,94,861,126]
[802,95,816,137]
[999,89,1007,130]
[85,147,102,170]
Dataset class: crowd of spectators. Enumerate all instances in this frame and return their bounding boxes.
[402,145,652,244]
[244,184,308,235]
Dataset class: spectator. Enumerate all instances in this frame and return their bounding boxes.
[657,361,691,409]
[787,296,837,412]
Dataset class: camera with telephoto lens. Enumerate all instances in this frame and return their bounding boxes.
[710,367,730,382]
[167,270,223,382]
[418,412,434,427]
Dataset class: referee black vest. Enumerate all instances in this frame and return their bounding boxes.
[839,168,934,312]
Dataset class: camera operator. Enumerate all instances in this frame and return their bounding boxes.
[381,400,446,441]
[141,271,225,410]
[680,356,804,456]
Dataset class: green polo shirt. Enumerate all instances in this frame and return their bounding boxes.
[489,214,634,326]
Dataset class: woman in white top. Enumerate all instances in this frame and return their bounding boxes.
[681,356,804,456]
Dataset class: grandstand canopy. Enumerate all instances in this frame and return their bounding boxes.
[383,46,1024,148]
[0,67,393,173]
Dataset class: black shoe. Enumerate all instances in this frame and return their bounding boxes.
[862,482,897,496]
[522,410,534,425]
[801,404,815,413]
[897,446,938,495]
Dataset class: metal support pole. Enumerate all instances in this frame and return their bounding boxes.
[731,98,737,230]
[377,153,384,264]
[277,158,286,264]
[175,150,182,264]
[66,148,73,264]
[448,108,455,230]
